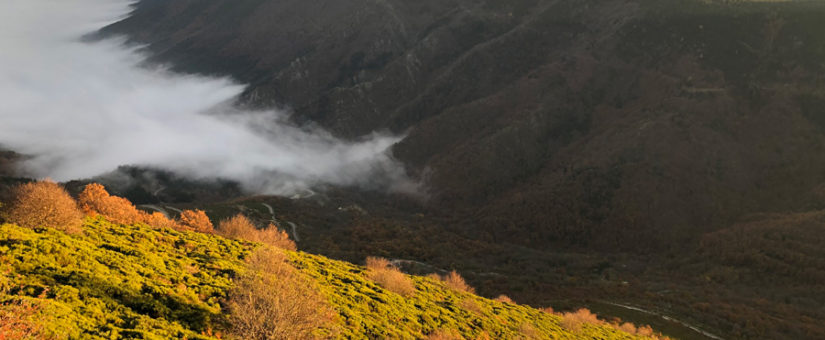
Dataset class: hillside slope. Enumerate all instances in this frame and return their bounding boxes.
[0,219,656,339]
[92,0,825,338]
[105,0,825,250]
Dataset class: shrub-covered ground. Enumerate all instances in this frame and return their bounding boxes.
[0,218,250,339]
[0,218,655,339]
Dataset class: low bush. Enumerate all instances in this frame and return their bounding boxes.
[561,308,602,332]
[218,214,296,250]
[1,180,83,233]
[494,295,515,304]
[365,257,415,297]
[438,270,476,294]
[255,223,297,251]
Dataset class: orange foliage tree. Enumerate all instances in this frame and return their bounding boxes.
[218,214,258,241]
[77,183,144,225]
[1,180,83,234]
[77,183,187,231]
[179,209,214,233]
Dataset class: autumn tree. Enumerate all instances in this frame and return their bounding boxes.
[77,183,144,225]
[218,214,258,241]
[1,180,83,233]
[226,247,334,339]
[179,209,214,233]
[77,183,186,231]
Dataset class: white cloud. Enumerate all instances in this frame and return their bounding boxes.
[0,0,413,194]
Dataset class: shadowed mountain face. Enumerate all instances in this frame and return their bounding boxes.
[107,0,825,252]
[91,1,825,338]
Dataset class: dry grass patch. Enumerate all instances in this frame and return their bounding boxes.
[365,257,415,297]
[0,298,43,340]
[1,180,83,233]
[425,328,464,340]
[516,323,541,340]
[458,298,483,315]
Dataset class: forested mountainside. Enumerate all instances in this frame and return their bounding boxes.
[106,0,825,250]
[83,0,825,339]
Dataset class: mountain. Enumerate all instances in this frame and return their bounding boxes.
[106,0,825,250]
[85,0,825,338]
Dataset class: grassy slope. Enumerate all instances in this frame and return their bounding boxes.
[0,218,250,339]
[0,220,649,339]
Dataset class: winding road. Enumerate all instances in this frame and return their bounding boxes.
[261,203,300,242]
[597,301,724,340]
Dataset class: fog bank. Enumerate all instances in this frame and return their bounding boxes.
[0,0,413,194]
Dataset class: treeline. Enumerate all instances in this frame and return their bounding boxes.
[0,180,294,249]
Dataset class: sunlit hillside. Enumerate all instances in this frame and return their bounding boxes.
[0,181,665,339]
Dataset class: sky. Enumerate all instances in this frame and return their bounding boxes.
[0,0,413,194]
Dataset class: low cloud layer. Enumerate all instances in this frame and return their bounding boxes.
[0,0,412,194]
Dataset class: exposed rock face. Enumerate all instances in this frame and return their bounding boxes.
[106,0,825,250]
